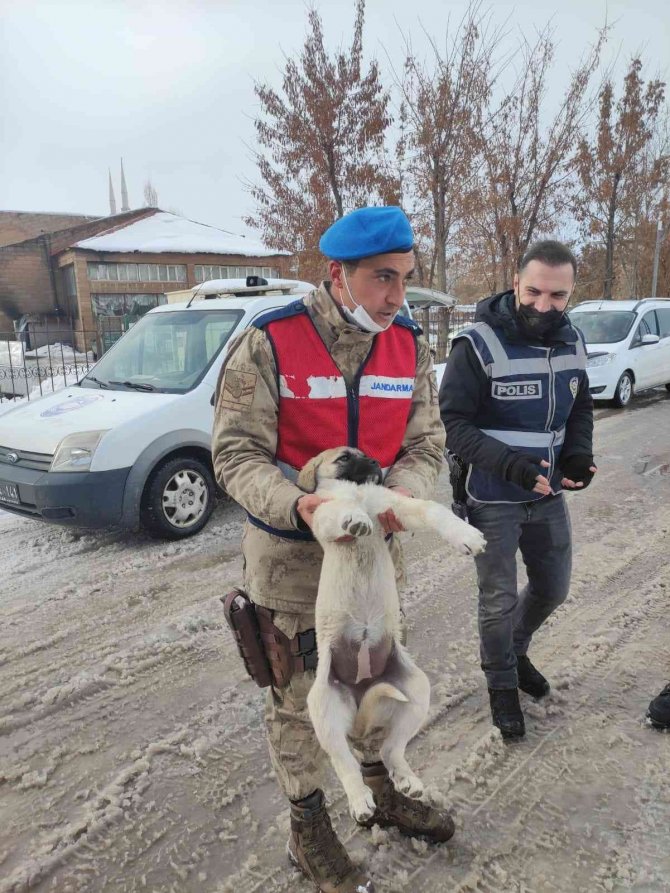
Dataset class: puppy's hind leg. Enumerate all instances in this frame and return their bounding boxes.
[378,655,431,800]
[307,657,376,822]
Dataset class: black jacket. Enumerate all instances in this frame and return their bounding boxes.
[439,291,594,480]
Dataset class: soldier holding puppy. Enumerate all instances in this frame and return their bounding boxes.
[212,207,451,893]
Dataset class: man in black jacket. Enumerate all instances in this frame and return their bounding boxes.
[439,240,596,739]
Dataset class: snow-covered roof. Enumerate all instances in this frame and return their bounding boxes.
[73,211,289,257]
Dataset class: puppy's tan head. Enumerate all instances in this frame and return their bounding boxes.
[297,447,383,493]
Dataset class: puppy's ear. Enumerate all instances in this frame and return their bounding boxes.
[297,455,319,493]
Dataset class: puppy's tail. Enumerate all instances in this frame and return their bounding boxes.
[352,682,408,739]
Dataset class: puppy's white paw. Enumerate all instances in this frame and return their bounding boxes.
[341,510,373,538]
[453,524,486,556]
[349,787,377,822]
[391,771,424,800]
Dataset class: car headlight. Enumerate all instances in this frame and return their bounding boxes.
[50,430,109,473]
[586,353,615,368]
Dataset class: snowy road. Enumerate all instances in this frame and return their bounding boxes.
[1,394,669,892]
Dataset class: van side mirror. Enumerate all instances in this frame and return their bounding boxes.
[641,333,660,345]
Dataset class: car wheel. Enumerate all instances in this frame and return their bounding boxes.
[612,371,634,408]
[141,455,215,539]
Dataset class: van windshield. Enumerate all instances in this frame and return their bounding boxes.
[568,310,636,344]
[81,309,243,393]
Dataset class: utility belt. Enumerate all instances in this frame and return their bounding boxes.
[221,588,318,689]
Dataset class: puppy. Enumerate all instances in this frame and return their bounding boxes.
[296,447,486,822]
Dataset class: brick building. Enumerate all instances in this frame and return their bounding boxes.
[0,209,291,349]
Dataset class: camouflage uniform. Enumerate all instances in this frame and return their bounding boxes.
[212,283,445,799]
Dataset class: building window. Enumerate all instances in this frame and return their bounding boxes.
[194,264,279,283]
[88,262,186,283]
[91,293,168,319]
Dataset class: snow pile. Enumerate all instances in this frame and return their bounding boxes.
[0,340,90,365]
[0,340,24,365]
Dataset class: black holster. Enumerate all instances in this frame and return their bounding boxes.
[445,449,469,521]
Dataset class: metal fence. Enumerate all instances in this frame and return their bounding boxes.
[0,325,98,403]
[411,305,477,362]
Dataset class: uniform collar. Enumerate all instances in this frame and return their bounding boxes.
[303,281,377,348]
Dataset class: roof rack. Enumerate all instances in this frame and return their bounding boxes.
[186,276,303,307]
[631,297,670,311]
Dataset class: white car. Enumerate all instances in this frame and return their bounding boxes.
[569,299,670,407]
[0,278,316,539]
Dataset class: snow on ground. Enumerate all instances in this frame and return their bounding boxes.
[0,395,669,892]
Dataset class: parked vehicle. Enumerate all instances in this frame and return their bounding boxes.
[0,278,316,539]
[569,299,670,407]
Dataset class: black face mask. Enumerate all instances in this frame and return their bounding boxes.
[516,302,565,339]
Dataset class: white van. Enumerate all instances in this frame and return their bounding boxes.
[0,278,316,539]
[569,298,670,406]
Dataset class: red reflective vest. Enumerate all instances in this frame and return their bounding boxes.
[261,305,417,473]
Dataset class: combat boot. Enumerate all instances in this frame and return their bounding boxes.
[288,789,375,893]
[516,654,550,698]
[488,687,526,739]
[647,683,670,730]
[357,762,455,842]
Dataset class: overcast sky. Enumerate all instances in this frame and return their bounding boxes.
[1,0,668,240]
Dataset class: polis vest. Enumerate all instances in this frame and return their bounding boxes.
[455,321,587,503]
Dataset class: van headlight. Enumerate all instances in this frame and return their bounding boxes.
[586,353,615,368]
[50,430,109,473]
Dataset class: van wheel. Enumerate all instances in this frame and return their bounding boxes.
[141,456,215,539]
[611,372,633,408]
[666,383,670,392]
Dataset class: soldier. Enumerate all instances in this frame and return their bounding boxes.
[213,207,453,892]
[439,240,596,740]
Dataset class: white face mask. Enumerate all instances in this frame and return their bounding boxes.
[339,267,394,334]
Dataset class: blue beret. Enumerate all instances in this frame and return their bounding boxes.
[319,206,414,261]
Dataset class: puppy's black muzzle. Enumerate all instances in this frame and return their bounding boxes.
[338,455,383,486]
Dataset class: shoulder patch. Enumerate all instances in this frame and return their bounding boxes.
[219,368,257,411]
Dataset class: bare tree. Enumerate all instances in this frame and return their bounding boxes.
[573,59,667,298]
[392,4,504,292]
[143,179,159,208]
[245,0,396,281]
[463,23,607,291]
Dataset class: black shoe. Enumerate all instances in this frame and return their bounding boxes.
[516,654,550,699]
[647,684,670,730]
[488,688,525,740]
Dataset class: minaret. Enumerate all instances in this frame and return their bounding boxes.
[108,169,117,215]
[120,158,130,212]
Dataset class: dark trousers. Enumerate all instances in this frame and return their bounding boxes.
[466,494,572,690]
